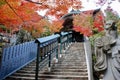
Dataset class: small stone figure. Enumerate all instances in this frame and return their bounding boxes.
[94,20,120,80]
[104,20,118,39]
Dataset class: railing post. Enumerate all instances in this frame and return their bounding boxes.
[54,32,62,57]
[57,32,62,58]
[35,41,40,80]
[48,53,51,71]
[67,33,69,48]
[69,31,72,45]
[56,41,59,63]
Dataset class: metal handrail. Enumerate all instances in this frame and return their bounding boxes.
[0,41,37,80]
[34,32,73,80]
[0,32,73,80]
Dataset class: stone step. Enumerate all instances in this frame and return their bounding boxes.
[23,65,87,70]
[21,67,87,72]
[17,70,88,75]
[52,66,87,69]
[19,68,87,74]
[26,60,86,67]
[58,62,86,65]
[25,63,86,67]
[51,68,88,72]
[62,58,85,60]
[7,76,83,80]
[6,43,88,80]
[6,76,35,80]
[23,63,87,69]
[13,71,88,76]
[55,63,86,66]
[21,68,87,73]
[9,73,88,80]
[7,75,88,80]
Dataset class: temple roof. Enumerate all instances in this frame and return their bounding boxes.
[60,8,101,32]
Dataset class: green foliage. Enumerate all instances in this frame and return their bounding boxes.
[0,25,10,33]
[105,9,120,34]
[0,0,6,6]
[89,31,105,64]
[117,20,120,34]
[89,31,104,47]
[16,29,32,44]
[0,25,6,31]
[40,26,52,37]
[105,10,119,22]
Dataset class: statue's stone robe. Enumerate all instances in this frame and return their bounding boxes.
[103,37,120,80]
[94,20,120,80]
[94,36,120,80]
[94,37,107,72]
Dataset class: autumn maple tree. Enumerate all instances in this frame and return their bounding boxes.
[26,0,82,19]
[0,0,42,34]
[0,0,83,38]
[73,9,104,37]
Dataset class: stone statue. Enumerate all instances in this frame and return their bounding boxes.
[94,20,120,80]
[104,20,118,39]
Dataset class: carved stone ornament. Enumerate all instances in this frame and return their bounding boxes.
[94,20,120,80]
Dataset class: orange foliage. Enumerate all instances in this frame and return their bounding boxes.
[73,11,93,36]
[73,10,104,37]
[50,20,64,32]
[22,19,49,38]
[93,11,104,31]
[0,4,22,27]
[37,0,82,19]
[0,0,42,33]
[0,0,82,38]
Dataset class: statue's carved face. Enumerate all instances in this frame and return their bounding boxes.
[105,20,114,30]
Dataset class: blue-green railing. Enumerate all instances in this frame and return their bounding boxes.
[35,32,73,80]
[35,34,60,80]
[59,32,72,55]
[0,32,73,80]
[0,41,37,80]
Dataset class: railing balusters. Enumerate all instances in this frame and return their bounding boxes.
[35,34,60,80]
[0,32,73,80]
[0,41,38,80]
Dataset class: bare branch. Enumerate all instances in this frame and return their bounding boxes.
[25,0,42,5]
[5,0,24,22]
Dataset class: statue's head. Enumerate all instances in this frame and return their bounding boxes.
[105,20,115,30]
[104,20,117,39]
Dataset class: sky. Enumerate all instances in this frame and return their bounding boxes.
[81,0,120,16]
[37,0,120,20]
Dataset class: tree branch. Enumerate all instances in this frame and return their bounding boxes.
[25,0,42,5]
[5,0,24,22]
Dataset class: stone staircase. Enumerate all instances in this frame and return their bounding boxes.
[6,42,88,80]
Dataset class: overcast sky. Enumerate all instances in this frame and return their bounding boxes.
[81,0,120,16]
[37,0,120,20]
